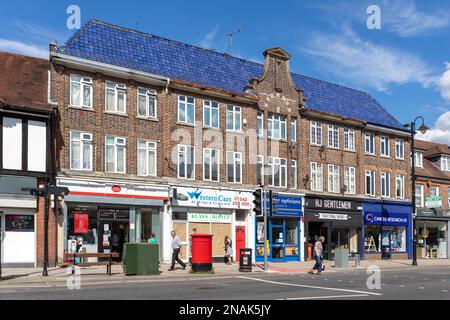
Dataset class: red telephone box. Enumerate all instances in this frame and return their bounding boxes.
[235,226,246,261]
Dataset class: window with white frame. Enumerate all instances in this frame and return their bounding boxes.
[203,148,219,182]
[137,88,157,119]
[105,81,126,113]
[203,100,219,129]
[395,139,404,159]
[328,125,339,148]
[226,105,241,132]
[257,155,264,186]
[268,157,287,188]
[395,174,405,199]
[310,121,322,145]
[380,136,390,157]
[365,170,376,196]
[310,162,323,191]
[268,114,287,140]
[290,160,297,189]
[414,151,423,167]
[105,136,126,173]
[416,184,424,208]
[328,164,340,193]
[137,140,157,176]
[178,145,195,179]
[344,128,355,151]
[380,172,391,198]
[227,151,242,183]
[441,156,450,171]
[257,112,264,137]
[70,75,92,108]
[178,95,195,125]
[365,133,375,155]
[290,119,297,142]
[344,166,356,195]
[70,131,92,171]
[430,186,440,198]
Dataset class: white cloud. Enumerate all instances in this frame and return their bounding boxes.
[417,111,450,145]
[438,62,450,103]
[199,26,220,50]
[0,39,48,58]
[302,28,437,92]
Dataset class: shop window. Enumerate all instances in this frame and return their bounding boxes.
[67,205,99,253]
[364,225,406,254]
[285,220,299,256]
[137,208,160,243]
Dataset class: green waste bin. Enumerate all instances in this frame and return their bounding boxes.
[123,243,159,275]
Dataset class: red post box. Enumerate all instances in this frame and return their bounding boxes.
[191,234,213,272]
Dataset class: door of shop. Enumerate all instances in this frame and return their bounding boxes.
[98,209,130,261]
[235,226,246,261]
[270,221,285,262]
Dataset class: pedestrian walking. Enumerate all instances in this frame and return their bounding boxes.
[168,230,186,271]
[309,236,325,275]
[224,235,233,265]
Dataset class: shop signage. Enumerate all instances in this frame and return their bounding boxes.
[436,210,450,219]
[364,212,409,226]
[425,196,442,209]
[267,195,303,217]
[74,213,89,234]
[416,209,436,217]
[188,212,232,224]
[305,197,360,212]
[5,215,34,232]
[174,187,253,209]
[316,213,349,221]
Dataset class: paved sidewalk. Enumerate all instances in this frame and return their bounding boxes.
[1,259,449,285]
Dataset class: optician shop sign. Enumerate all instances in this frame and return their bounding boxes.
[364,212,409,226]
[265,195,303,217]
[174,187,253,209]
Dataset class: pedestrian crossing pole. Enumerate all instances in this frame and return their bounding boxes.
[263,188,268,272]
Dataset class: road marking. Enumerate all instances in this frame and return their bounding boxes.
[0,285,54,289]
[277,294,369,300]
[237,276,383,296]
[442,290,448,293]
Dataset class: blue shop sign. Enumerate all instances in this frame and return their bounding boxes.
[266,195,303,217]
[364,212,409,226]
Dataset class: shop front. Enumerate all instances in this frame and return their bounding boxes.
[304,195,362,261]
[363,200,412,260]
[416,208,450,259]
[170,187,253,263]
[255,194,303,262]
[58,178,168,263]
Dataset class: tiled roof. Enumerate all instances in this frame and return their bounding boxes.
[0,51,51,111]
[415,140,450,181]
[58,19,406,131]
[415,139,450,157]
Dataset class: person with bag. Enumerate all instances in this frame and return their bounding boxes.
[308,236,325,275]
[224,235,233,265]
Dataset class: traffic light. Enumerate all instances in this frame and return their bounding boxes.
[252,188,263,216]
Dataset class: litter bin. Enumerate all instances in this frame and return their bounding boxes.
[123,243,159,275]
[191,234,213,272]
[307,243,313,260]
[239,248,252,272]
[334,248,349,268]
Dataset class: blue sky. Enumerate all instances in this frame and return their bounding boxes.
[1,0,450,143]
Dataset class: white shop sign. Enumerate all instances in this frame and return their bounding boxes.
[318,213,349,221]
[188,213,232,224]
[174,187,252,209]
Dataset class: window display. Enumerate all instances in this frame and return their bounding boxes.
[364,225,406,254]
[417,221,448,259]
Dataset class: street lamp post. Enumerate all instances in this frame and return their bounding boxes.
[408,116,429,266]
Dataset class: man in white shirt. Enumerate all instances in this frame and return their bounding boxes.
[169,230,186,271]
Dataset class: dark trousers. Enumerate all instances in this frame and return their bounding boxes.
[171,248,186,269]
[312,255,323,273]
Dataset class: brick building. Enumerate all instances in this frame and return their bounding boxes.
[49,20,413,263]
[414,139,450,259]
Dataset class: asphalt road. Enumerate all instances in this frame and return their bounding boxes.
[0,267,449,300]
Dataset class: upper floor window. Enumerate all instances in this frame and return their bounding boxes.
[290,160,297,189]
[226,105,241,132]
[441,156,450,171]
[380,136,390,157]
[203,100,219,129]
[70,75,93,108]
[105,136,126,173]
[227,151,242,183]
[178,95,195,125]
[365,170,376,196]
[344,128,355,151]
[268,157,287,188]
[365,133,375,155]
[105,81,126,114]
[381,172,391,198]
[257,112,264,137]
[328,125,339,149]
[395,174,405,199]
[415,184,424,208]
[137,88,157,119]
[310,121,322,145]
[178,145,195,179]
[414,151,423,168]
[70,131,93,171]
[344,166,356,195]
[328,164,340,193]
[430,186,440,198]
[290,119,297,142]
[203,148,219,182]
[395,139,404,159]
[137,140,157,176]
[268,114,286,140]
[310,162,323,192]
